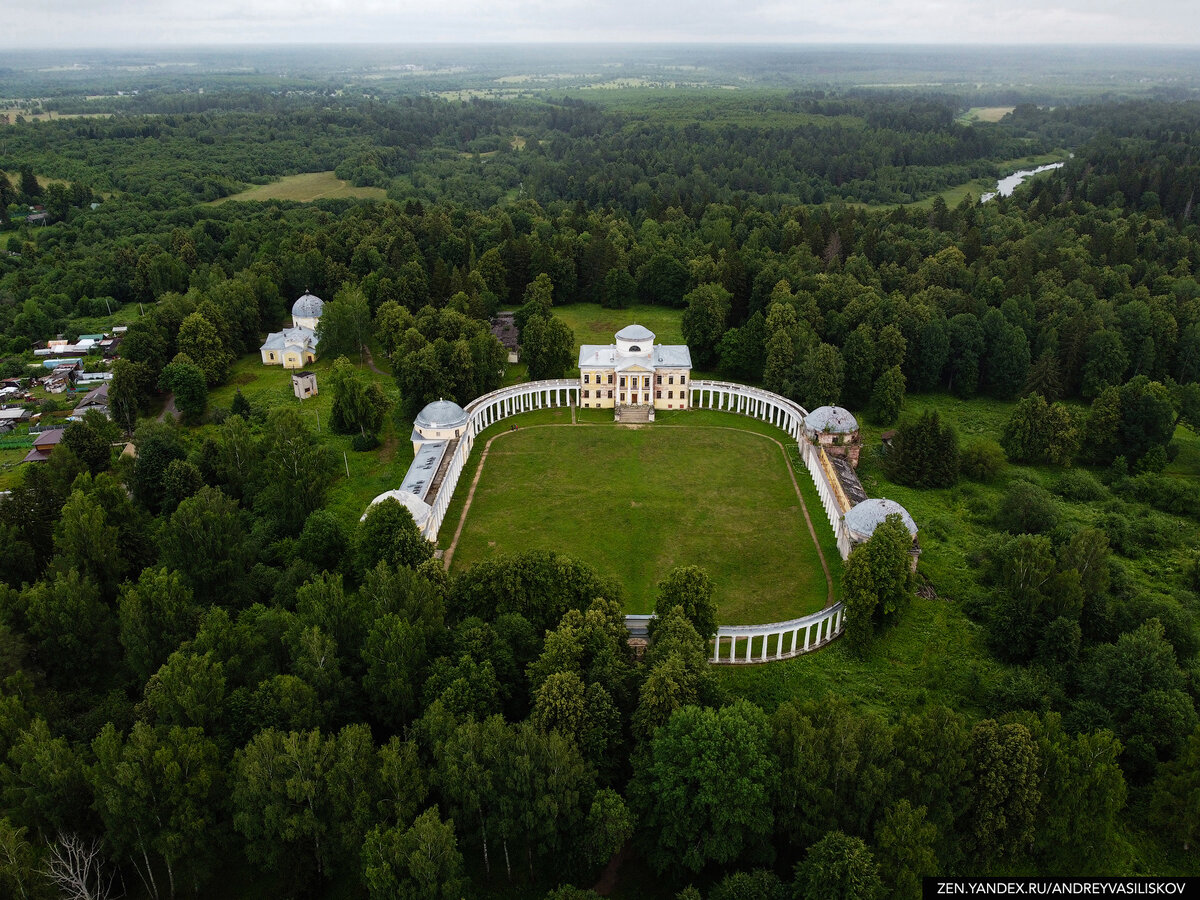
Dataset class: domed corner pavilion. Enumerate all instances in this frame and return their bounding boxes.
[803,405,862,467]
[411,399,469,451]
[360,488,433,536]
[843,497,921,572]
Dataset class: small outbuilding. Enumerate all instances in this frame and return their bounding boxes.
[292,371,318,400]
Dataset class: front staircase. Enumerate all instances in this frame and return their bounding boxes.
[615,404,653,424]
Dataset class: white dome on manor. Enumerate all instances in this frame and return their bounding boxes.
[615,323,655,342]
[414,399,468,430]
[844,498,918,538]
[292,292,324,319]
[806,406,859,434]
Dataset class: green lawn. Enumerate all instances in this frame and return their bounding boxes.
[446,418,830,624]
[553,304,685,352]
[67,301,146,335]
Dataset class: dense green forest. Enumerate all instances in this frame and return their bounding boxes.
[0,60,1199,899]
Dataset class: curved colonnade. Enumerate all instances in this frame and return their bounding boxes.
[419,378,849,664]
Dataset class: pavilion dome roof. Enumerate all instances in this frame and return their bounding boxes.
[806,405,859,434]
[362,490,431,525]
[844,498,917,538]
[414,399,468,430]
[292,292,324,318]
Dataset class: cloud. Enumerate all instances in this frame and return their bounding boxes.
[8,0,1200,45]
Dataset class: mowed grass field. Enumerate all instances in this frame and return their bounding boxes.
[210,172,388,205]
[446,421,830,624]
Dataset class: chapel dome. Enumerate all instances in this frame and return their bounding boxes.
[844,498,918,539]
[414,399,469,430]
[805,405,859,434]
[292,292,325,319]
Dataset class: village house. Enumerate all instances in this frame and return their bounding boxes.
[22,428,66,463]
[74,382,110,418]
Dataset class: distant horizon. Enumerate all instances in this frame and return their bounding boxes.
[8,40,1200,49]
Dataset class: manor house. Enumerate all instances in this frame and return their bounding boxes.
[578,324,692,412]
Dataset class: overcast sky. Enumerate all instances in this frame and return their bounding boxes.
[10,0,1200,47]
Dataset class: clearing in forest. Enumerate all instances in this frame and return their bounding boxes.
[210,171,388,204]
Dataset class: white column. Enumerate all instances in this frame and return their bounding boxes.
[713,635,720,662]
[761,632,769,661]
[804,625,811,651]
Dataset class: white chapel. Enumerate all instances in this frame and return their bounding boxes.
[260,292,323,369]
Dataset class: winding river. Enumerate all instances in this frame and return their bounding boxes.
[981,161,1065,202]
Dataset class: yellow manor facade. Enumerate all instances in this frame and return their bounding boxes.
[578,324,693,411]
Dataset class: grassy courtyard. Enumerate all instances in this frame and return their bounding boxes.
[445,417,831,624]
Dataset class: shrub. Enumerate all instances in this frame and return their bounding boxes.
[881,410,960,488]
[351,432,381,451]
[709,869,786,900]
[960,438,1006,482]
[1055,469,1107,502]
[996,481,1059,534]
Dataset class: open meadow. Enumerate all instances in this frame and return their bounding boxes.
[553,303,685,353]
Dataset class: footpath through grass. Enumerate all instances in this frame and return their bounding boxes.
[446,414,829,624]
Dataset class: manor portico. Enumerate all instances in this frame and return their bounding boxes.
[578,324,692,413]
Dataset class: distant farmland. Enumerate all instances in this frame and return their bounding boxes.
[210,171,388,204]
